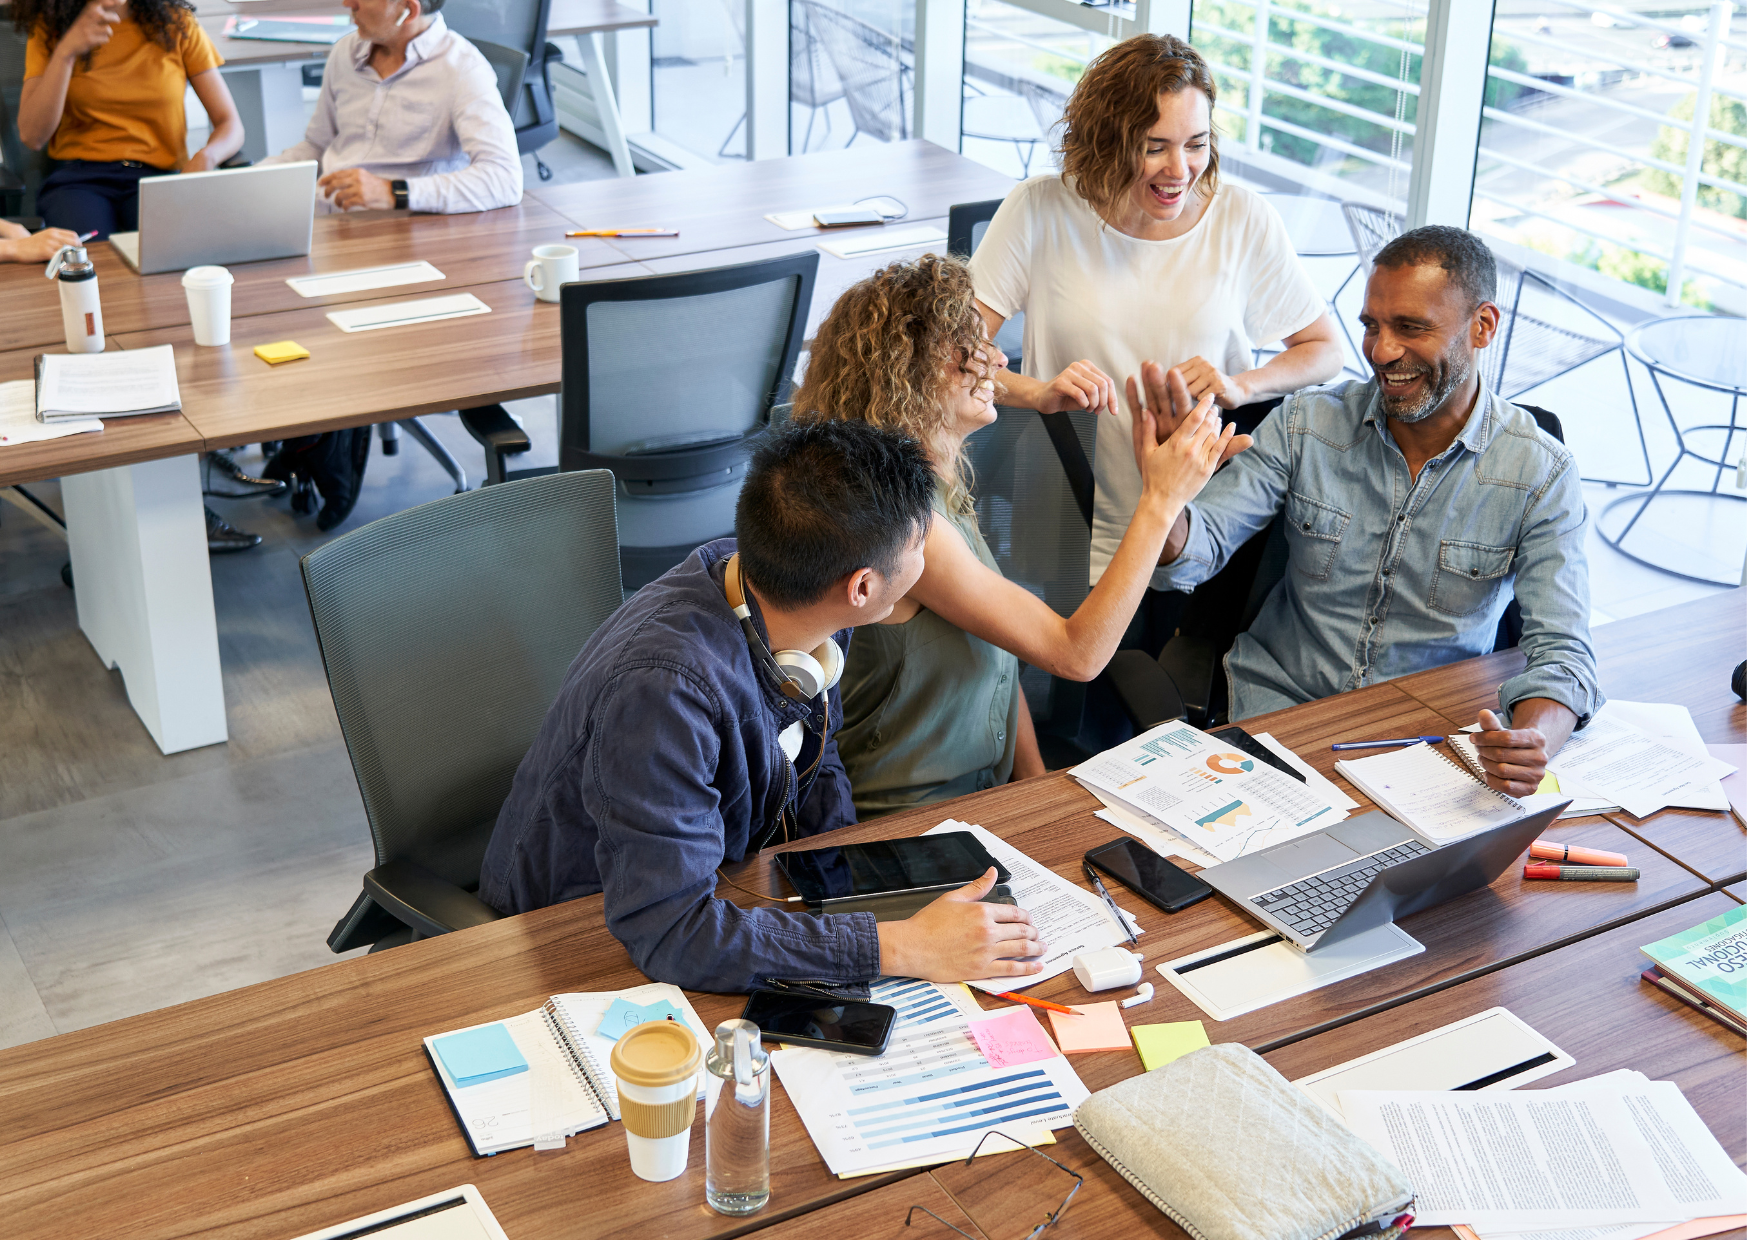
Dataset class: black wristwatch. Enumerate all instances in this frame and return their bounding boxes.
[391,179,409,210]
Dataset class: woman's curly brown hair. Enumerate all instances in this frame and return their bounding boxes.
[15,0,196,51]
[791,253,993,513]
[1059,34,1221,221]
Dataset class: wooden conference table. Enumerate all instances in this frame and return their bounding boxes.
[0,140,1015,752]
[0,594,1740,1240]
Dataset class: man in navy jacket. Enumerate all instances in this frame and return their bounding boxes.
[479,420,1045,992]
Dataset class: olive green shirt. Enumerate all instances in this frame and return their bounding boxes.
[838,481,1021,818]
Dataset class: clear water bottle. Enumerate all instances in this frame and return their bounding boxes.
[703,1018,770,1216]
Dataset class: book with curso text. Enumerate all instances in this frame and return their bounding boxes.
[1640,904,1747,1022]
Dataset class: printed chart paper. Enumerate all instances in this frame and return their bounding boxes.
[772,979,1088,1176]
[922,821,1140,992]
[1073,721,1346,862]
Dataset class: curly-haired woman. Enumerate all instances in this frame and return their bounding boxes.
[970,34,1341,624]
[16,0,244,237]
[796,254,1244,817]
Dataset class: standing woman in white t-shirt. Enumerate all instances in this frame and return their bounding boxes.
[969,33,1342,608]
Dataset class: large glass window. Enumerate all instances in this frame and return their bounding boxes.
[650,0,749,164]
[959,1,1115,180]
[789,0,913,154]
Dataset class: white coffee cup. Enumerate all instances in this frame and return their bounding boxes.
[524,244,579,303]
[182,265,234,346]
[610,1020,703,1182]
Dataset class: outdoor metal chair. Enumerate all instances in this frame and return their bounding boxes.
[802,0,911,145]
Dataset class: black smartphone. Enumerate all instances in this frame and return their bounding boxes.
[1208,724,1306,784]
[1084,838,1213,913]
[813,208,886,228]
[740,990,897,1056]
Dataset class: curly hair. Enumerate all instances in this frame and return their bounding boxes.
[790,253,993,514]
[15,0,196,50]
[1059,34,1221,222]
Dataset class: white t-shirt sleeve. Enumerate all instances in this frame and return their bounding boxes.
[1239,195,1328,347]
[966,182,1035,322]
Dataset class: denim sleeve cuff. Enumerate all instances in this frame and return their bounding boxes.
[1157,503,1216,591]
[1499,664,1603,729]
[762,910,882,989]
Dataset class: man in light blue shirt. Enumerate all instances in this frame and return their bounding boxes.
[1136,225,1599,797]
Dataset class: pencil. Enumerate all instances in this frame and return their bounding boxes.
[993,991,1076,1015]
[564,228,679,238]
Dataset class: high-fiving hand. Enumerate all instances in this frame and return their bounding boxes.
[1126,359,1251,465]
[1130,384,1249,509]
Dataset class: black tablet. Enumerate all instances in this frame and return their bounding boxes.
[774,831,1011,907]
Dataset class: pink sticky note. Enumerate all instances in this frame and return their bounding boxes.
[967,1006,1059,1069]
[1046,1002,1131,1054]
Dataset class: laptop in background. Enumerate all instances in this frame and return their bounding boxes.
[1202,801,1567,954]
[109,161,318,275]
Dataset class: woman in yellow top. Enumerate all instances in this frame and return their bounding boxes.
[16,0,243,237]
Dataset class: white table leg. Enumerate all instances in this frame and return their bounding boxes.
[579,32,637,179]
[60,454,228,755]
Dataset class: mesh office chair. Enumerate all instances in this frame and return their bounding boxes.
[310,471,623,954]
[444,0,562,180]
[947,198,1024,371]
[802,0,910,145]
[461,251,818,592]
[473,39,531,123]
[1,24,47,217]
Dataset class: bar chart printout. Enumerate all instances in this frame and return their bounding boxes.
[772,982,1090,1176]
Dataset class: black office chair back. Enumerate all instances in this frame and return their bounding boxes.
[559,251,818,590]
[472,39,530,118]
[301,471,623,899]
[444,0,559,157]
[0,25,46,215]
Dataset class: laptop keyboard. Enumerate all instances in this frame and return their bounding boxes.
[1249,840,1433,938]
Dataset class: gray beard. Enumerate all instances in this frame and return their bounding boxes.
[1381,353,1472,423]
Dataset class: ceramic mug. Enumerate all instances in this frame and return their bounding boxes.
[524,244,579,303]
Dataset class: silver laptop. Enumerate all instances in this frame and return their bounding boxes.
[109,161,318,275]
[1202,801,1567,953]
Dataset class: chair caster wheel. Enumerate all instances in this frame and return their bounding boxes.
[61,561,73,589]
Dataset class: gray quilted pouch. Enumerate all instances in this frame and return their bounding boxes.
[1072,1042,1415,1240]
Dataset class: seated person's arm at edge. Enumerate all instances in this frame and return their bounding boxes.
[973,299,1343,417]
[182,69,244,172]
[909,391,1244,684]
[590,669,1045,993]
[399,54,522,213]
[1471,451,1599,796]
[0,220,79,262]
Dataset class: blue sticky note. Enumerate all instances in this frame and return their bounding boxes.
[598,997,689,1041]
[432,1023,528,1087]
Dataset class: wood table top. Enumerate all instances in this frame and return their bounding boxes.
[528,140,1014,264]
[0,343,205,488]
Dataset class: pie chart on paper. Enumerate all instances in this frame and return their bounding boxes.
[1206,752,1255,776]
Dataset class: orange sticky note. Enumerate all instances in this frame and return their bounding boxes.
[1045,1002,1130,1054]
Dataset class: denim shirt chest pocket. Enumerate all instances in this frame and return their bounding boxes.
[1430,539,1515,616]
[1284,490,1351,581]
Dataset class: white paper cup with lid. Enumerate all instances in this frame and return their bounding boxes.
[181,265,235,346]
[610,1019,704,1182]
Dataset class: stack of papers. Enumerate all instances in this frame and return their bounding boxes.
[35,344,180,420]
[1338,1072,1746,1235]
[1542,702,1738,819]
[920,820,1140,992]
[1071,721,1348,865]
[0,379,100,445]
[771,976,1089,1177]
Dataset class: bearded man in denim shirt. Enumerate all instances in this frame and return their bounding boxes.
[1136,225,1599,798]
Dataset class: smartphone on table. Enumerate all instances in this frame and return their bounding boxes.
[740,990,897,1056]
[1084,837,1213,913]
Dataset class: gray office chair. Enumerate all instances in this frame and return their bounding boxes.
[445,0,562,180]
[461,251,817,592]
[1,24,47,216]
[310,470,623,954]
[473,39,531,120]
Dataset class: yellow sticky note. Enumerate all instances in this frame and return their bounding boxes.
[1536,771,1560,795]
[1045,1002,1131,1053]
[254,340,310,365]
[1130,1021,1210,1072]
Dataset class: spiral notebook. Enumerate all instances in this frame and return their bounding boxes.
[1334,742,1524,842]
[424,983,709,1157]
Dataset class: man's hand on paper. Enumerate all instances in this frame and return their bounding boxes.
[876,868,1046,983]
[1473,701,1576,797]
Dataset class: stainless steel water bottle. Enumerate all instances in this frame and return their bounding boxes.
[703,1017,771,1216]
[46,245,104,353]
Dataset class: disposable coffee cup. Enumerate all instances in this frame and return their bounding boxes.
[182,265,234,346]
[523,244,579,304]
[610,1019,704,1182]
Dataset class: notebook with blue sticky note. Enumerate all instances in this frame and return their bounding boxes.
[423,982,710,1157]
[431,1023,529,1087]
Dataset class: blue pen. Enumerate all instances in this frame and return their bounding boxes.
[1330,735,1445,751]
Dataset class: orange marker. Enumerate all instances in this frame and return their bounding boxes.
[1529,839,1628,867]
[993,991,1076,1015]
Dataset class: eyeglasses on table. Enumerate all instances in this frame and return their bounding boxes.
[904,1130,1083,1240]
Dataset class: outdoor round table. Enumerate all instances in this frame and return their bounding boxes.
[1602,313,1747,586]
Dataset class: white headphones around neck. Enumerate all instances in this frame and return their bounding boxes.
[724,554,843,702]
